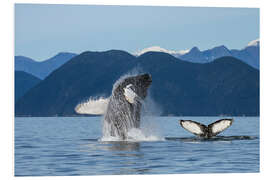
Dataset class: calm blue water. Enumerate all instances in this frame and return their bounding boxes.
[15,116,259,176]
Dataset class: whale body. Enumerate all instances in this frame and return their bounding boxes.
[179,119,233,138]
[102,73,152,140]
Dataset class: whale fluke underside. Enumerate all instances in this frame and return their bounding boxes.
[179,119,233,138]
[208,119,234,136]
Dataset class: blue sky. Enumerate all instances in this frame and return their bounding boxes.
[15,4,259,61]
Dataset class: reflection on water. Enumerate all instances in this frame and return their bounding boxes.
[81,139,141,152]
[101,141,141,152]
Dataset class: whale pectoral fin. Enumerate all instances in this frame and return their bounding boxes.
[179,120,207,137]
[123,84,138,104]
[208,119,233,136]
[75,97,109,115]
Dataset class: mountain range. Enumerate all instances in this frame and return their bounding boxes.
[135,39,260,69]
[15,39,259,82]
[15,50,259,117]
[15,71,41,102]
[15,52,77,79]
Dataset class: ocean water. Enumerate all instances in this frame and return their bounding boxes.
[15,116,259,176]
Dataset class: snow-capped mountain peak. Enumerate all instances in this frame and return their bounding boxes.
[135,46,169,56]
[178,49,191,55]
[135,46,190,56]
[133,39,259,69]
[247,39,260,47]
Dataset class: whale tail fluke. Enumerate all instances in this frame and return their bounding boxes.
[208,119,234,136]
[179,120,207,137]
[179,119,233,138]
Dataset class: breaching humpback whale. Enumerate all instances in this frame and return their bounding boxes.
[103,73,152,140]
[75,73,152,140]
[179,119,233,138]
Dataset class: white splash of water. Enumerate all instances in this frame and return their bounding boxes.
[140,95,164,141]
[100,128,164,142]
[127,128,163,141]
[100,118,122,141]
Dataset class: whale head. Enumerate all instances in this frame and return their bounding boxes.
[114,73,152,103]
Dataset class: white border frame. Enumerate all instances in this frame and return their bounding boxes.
[2,0,269,180]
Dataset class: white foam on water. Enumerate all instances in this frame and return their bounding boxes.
[127,128,164,141]
[99,135,123,142]
[100,114,164,142]
[99,128,164,142]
